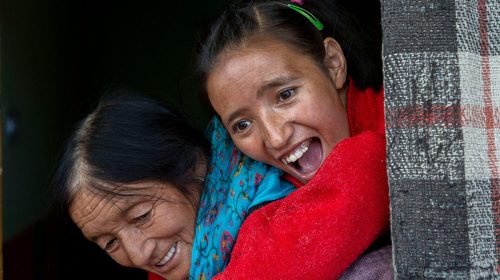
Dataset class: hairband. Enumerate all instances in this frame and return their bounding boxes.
[287,3,324,31]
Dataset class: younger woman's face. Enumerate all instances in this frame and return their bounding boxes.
[207,38,350,183]
[70,181,199,280]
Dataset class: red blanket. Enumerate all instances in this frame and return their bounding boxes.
[213,131,389,279]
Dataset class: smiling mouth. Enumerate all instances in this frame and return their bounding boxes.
[281,138,323,175]
[156,242,177,267]
[282,139,311,165]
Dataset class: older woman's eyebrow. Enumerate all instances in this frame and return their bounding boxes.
[85,200,143,243]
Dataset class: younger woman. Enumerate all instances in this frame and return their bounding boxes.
[197,0,390,278]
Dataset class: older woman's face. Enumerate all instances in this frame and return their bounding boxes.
[70,181,199,280]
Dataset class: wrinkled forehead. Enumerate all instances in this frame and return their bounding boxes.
[69,181,167,226]
[69,188,122,230]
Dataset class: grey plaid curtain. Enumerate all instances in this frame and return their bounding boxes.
[382,0,500,279]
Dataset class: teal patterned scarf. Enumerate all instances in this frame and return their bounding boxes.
[190,117,295,280]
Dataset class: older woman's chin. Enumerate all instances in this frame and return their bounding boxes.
[153,241,192,280]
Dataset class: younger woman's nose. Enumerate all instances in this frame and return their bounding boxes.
[261,113,292,150]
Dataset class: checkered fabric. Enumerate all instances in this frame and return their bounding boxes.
[382,0,500,278]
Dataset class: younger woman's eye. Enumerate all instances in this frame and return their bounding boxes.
[234,120,251,133]
[278,89,295,102]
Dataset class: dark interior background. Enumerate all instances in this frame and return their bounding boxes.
[0,0,381,279]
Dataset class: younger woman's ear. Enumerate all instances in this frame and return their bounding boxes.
[323,37,347,90]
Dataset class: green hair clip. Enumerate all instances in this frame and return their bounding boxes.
[287,4,324,31]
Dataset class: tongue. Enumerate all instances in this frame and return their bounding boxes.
[296,139,323,173]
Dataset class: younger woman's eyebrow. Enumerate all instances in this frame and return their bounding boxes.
[224,75,300,125]
[256,75,300,98]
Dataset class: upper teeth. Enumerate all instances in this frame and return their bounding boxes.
[157,243,176,266]
[282,140,311,165]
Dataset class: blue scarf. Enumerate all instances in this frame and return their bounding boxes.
[190,117,295,280]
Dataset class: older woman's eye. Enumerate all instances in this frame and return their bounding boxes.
[133,210,152,223]
[104,238,118,252]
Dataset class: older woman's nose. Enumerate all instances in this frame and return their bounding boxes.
[122,229,154,267]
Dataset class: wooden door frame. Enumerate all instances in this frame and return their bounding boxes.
[0,37,4,280]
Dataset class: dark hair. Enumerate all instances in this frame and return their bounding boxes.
[198,0,382,91]
[50,91,210,211]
